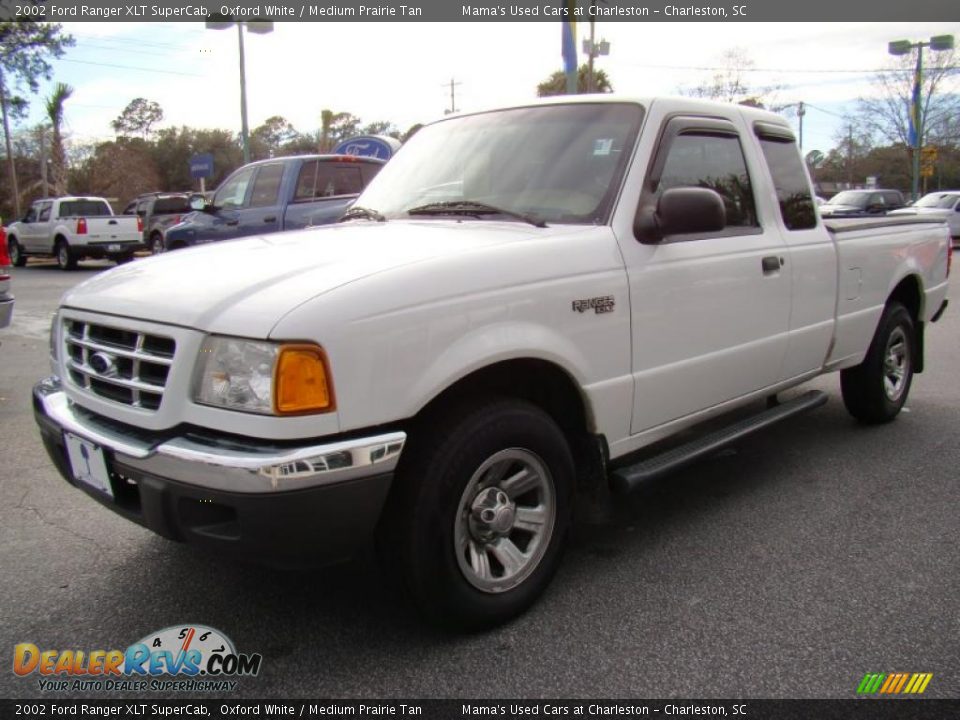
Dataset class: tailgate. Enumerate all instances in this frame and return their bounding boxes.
[82,217,141,243]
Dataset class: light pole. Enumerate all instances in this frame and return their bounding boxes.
[205,18,274,165]
[582,21,610,93]
[887,34,954,201]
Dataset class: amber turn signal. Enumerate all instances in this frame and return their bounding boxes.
[274,344,335,415]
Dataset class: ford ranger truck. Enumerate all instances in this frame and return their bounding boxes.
[8,196,144,270]
[33,97,951,628]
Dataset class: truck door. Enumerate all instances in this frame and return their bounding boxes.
[752,123,836,381]
[214,163,283,240]
[205,163,284,242]
[24,201,53,252]
[621,116,792,434]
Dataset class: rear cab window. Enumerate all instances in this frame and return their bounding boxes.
[59,200,112,217]
[754,123,816,231]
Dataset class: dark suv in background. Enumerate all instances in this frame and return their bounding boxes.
[819,189,906,218]
[122,192,193,254]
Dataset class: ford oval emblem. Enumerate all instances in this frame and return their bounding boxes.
[89,351,118,377]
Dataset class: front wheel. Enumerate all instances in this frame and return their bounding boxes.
[378,399,574,629]
[841,302,915,424]
[8,237,26,267]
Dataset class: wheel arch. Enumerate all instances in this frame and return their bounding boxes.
[412,357,593,439]
[887,273,924,373]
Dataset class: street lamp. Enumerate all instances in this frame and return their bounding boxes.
[582,21,610,93]
[887,34,954,200]
[206,17,274,164]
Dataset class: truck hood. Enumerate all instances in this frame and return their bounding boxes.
[62,221,566,337]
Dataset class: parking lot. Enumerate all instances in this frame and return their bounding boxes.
[1,259,957,699]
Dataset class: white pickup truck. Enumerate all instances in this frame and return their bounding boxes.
[7,196,144,270]
[33,97,950,628]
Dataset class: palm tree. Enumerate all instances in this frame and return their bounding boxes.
[45,82,73,196]
[536,65,613,97]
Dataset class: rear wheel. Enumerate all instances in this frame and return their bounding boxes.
[378,399,574,629]
[150,232,164,255]
[55,240,77,271]
[8,237,26,267]
[114,253,134,265]
[841,302,915,424]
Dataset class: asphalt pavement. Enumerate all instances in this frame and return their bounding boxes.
[1,258,957,700]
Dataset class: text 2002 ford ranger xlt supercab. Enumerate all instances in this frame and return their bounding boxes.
[34,98,950,628]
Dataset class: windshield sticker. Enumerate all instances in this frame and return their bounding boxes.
[593,139,613,156]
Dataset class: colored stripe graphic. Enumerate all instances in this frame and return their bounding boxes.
[858,672,932,694]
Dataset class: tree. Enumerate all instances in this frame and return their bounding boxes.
[249,115,298,160]
[318,110,362,152]
[111,98,164,139]
[536,65,613,96]
[45,82,72,196]
[0,21,74,217]
[681,48,780,108]
[857,49,959,150]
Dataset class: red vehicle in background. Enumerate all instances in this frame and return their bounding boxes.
[0,221,13,328]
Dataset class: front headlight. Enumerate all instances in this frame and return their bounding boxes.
[193,336,334,415]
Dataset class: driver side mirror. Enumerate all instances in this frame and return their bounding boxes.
[189,193,210,212]
[635,187,727,243]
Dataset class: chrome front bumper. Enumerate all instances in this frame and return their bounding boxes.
[33,377,406,494]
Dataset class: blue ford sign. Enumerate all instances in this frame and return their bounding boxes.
[190,153,214,179]
[333,135,400,161]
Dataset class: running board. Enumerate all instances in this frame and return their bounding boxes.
[610,390,828,495]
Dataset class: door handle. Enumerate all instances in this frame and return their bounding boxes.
[225,219,239,226]
[263,216,277,223]
[762,256,784,273]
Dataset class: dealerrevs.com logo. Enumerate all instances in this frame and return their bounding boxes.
[13,625,262,692]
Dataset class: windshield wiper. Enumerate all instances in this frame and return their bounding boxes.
[407,200,547,228]
[339,206,386,223]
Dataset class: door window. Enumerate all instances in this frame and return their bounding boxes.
[37,203,53,222]
[214,167,256,208]
[657,133,758,228]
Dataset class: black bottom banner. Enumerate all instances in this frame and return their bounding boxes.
[2,700,959,720]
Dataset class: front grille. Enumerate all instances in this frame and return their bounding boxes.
[63,318,175,411]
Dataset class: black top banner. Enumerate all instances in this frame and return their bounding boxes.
[1,0,958,22]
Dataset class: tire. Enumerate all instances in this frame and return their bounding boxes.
[8,237,26,267]
[378,399,574,630]
[55,240,77,271]
[114,253,134,265]
[841,302,915,424]
[150,233,164,255]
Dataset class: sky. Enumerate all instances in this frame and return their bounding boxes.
[16,21,960,158]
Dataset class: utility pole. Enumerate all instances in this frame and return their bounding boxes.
[796,101,805,150]
[443,78,461,115]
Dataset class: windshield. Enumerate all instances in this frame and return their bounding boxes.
[355,103,645,225]
[826,191,869,208]
[915,193,958,209]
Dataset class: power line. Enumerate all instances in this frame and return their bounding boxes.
[57,58,203,77]
[621,61,960,75]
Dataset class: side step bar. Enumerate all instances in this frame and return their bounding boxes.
[610,390,828,495]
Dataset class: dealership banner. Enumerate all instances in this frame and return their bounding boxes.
[0,0,957,22]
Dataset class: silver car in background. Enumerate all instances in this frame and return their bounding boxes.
[889,191,960,245]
